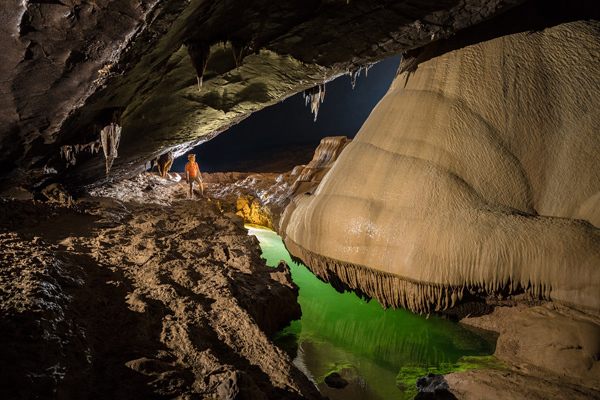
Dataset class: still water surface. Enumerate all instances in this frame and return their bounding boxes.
[247,225,500,400]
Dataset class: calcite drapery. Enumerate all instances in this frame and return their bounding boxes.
[281,20,600,314]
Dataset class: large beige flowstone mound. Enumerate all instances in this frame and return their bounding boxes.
[281,20,600,315]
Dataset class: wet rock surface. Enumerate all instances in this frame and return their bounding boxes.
[324,372,349,389]
[415,374,456,400]
[0,180,323,399]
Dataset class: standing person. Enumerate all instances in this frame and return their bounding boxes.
[185,154,203,199]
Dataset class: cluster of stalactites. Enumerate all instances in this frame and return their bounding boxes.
[60,141,102,168]
[303,84,326,122]
[348,64,372,89]
[100,123,122,175]
[283,238,553,316]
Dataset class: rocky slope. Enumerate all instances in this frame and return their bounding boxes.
[0,176,323,399]
[445,304,600,399]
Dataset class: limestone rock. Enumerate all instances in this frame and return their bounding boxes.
[281,19,600,313]
[291,136,352,197]
[0,191,321,399]
[0,0,526,190]
[324,372,349,389]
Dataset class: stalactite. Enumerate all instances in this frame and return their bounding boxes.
[59,138,105,168]
[60,145,76,167]
[303,84,326,121]
[100,123,122,175]
[230,39,246,69]
[187,42,211,91]
[157,151,174,178]
[349,66,362,89]
[283,237,552,316]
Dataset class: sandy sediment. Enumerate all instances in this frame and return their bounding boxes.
[0,177,323,399]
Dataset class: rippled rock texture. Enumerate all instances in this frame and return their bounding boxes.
[281,18,600,314]
[0,185,323,399]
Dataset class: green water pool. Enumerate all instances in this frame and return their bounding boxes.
[247,225,502,399]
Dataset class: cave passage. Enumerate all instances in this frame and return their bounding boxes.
[171,55,402,174]
[247,226,502,399]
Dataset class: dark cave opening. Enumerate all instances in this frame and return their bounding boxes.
[171,54,402,174]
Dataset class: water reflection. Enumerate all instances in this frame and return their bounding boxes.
[247,225,498,399]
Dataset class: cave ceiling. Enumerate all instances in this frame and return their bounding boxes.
[0,0,526,191]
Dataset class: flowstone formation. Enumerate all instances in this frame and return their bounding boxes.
[0,0,526,191]
[281,16,600,314]
[291,136,352,197]
[201,136,352,230]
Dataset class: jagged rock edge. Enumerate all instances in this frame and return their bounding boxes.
[283,237,545,316]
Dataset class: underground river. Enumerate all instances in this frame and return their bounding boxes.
[247,225,503,399]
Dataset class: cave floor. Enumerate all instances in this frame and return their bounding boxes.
[1,172,598,400]
[0,172,322,399]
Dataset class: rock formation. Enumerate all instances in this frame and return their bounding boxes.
[291,136,352,197]
[278,5,600,395]
[156,150,174,179]
[0,178,323,399]
[0,0,526,191]
[2,0,600,398]
[202,136,352,229]
[281,14,600,314]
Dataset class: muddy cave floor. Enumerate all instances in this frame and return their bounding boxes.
[0,172,599,400]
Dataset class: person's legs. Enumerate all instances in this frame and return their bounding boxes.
[189,181,194,199]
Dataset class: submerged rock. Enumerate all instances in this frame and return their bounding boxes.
[415,374,456,400]
[324,372,349,389]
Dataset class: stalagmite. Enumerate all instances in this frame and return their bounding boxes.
[157,151,174,178]
[100,123,122,175]
[281,20,600,314]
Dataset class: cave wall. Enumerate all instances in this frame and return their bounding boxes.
[0,0,527,190]
[281,18,600,314]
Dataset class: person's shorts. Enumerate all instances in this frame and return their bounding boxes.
[188,176,202,185]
